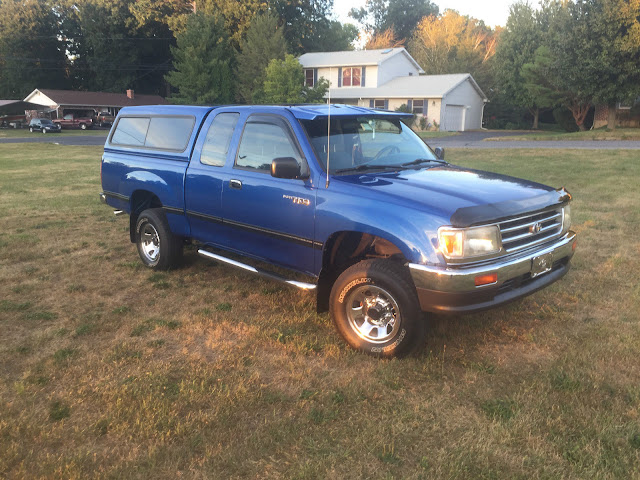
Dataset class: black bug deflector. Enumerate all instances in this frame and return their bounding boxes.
[449,188,572,228]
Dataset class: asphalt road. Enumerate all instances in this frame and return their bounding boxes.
[2,129,640,149]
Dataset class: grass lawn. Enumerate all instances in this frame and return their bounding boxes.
[417,131,459,138]
[486,127,640,141]
[0,128,109,139]
[1,144,639,478]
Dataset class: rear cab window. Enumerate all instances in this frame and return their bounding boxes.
[110,115,196,152]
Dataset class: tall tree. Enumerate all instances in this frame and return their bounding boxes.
[350,0,439,40]
[0,0,68,98]
[494,2,550,128]
[165,13,235,104]
[63,0,177,94]
[409,10,498,90]
[544,0,602,130]
[236,12,287,104]
[261,54,328,103]
[520,46,562,127]
[591,0,640,128]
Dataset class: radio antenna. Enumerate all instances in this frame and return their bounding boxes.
[325,68,331,189]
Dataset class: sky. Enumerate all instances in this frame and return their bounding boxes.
[334,0,515,29]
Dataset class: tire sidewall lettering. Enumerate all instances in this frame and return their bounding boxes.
[338,277,372,303]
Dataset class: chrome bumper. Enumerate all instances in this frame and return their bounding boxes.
[408,231,577,313]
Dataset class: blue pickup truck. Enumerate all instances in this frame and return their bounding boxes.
[100,104,576,357]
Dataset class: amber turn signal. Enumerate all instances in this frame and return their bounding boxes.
[475,273,498,286]
[572,240,577,251]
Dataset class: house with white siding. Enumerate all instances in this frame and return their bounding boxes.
[298,48,488,131]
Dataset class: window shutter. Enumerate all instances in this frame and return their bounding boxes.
[369,99,374,108]
[361,66,366,87]
[423,100,428,116]
[314,69,318,86]
[384,99,388,110]
[407,99,413,110]
[338,67,342,87]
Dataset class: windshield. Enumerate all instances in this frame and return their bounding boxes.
[40,119,53,125]
[301,116,437,174]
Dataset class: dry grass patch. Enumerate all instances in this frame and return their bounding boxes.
[1,144,639,478]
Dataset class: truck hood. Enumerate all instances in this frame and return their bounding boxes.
[335,165,571,227]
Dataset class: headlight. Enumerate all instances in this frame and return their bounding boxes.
[562,204,571,233]
[438,225,502,259]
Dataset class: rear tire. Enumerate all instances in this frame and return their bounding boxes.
[29,127,33,133]
[135,208,182,270]
[329,259,425,357]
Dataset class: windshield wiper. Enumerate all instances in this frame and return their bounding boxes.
[334,164,403,174]
[401,158,448,167]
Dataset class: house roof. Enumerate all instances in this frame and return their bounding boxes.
[23,89,168,107]
[299,48,424,73]
[327,73,488,101]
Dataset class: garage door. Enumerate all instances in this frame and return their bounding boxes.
[443,105,464,131]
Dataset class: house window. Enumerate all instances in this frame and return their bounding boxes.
[412,100,424,115]
[342,67,361,87]
[304,69,314,87]
[374,99,385,110]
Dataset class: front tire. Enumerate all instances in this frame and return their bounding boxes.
[42,128,47,134]
[329,259,425,357]
[80,123,87,130]
[135,208,182,270]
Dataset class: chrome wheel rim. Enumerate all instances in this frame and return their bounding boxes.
[345,285,400,343]
[140,222,160,263]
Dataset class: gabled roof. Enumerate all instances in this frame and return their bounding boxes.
[327,73,488,101]
[23,89,168,107]
[299,48,424,73]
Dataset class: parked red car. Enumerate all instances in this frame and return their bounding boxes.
[53,114,93,130]
[95,112,115,127]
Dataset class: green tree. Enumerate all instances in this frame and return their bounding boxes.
[165,13,235,104]
[494,2,551,129]
[520,46,562,127]
[62,0,177,94]
[261,54,328,103]
[236,12,287,104]
[306,20,359,52]
[350,0,439,40]
[543,0,602,130]
[0,0,68,98]
[591,0,640,128]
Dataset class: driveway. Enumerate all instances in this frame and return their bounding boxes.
[425,131,640,149]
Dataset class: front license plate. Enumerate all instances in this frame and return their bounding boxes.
[531,253,554,278]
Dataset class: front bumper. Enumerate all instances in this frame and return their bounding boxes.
[408,231,577,314]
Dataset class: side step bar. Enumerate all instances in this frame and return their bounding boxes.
[197,249,317,291]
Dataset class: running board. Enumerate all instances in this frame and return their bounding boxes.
[197,249,317,291]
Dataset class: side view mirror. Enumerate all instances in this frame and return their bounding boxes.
[434,147,445,160]
[271,157,301,179]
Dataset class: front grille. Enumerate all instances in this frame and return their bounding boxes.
[499,207,563,253]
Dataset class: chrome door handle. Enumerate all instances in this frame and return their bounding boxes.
[229,179,242,190]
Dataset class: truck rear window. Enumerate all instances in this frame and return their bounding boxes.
[110,115,195,151]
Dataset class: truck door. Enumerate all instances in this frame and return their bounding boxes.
[184,111,241,247]
[221,114,316,275]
